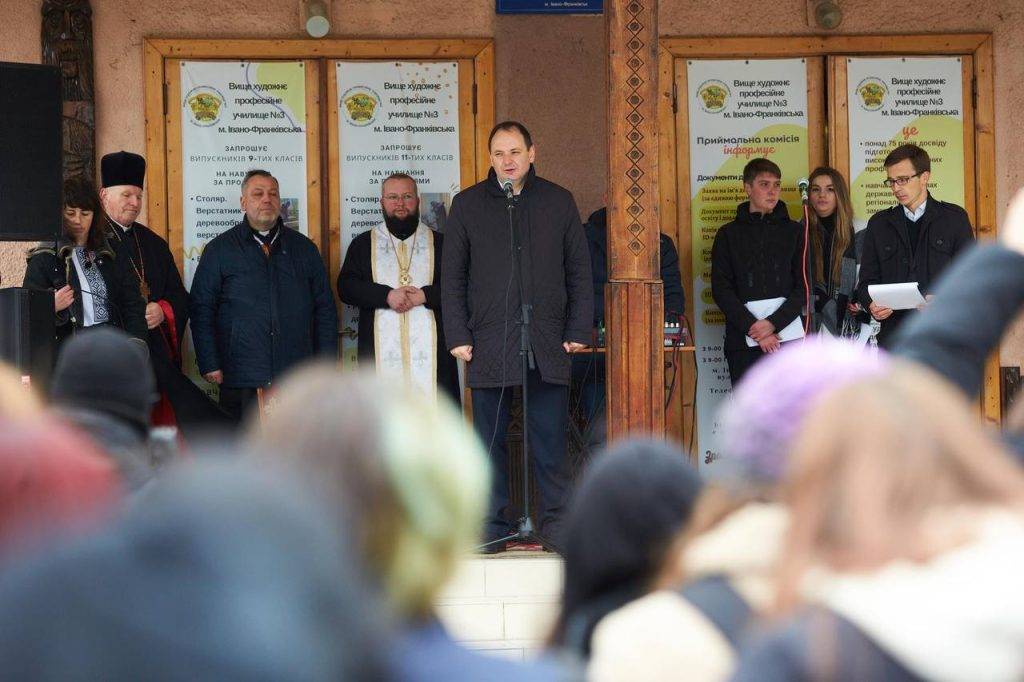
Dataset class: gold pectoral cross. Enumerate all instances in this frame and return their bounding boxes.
[397,241,412,286]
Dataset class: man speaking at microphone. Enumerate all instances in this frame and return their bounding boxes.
[442,121,592,553]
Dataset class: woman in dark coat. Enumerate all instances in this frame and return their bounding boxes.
[23,177,147,345]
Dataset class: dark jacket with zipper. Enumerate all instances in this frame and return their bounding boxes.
[584,207,686,326]
[710,201,805,352]
[189,218,338,389]
[23,239,148,344]
[856,194,974,346]
[441,166,593,388]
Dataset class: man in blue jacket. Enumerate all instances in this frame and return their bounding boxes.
[190,170,338,422]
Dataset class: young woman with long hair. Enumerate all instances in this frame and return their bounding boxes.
[807,167,866,339]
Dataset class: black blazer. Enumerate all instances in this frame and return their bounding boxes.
[857,194,974,345]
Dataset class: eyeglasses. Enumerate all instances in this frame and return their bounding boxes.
[882,172,922,188]
[383,193,417,202]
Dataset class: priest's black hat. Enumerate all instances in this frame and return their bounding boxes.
[101,151,146,189]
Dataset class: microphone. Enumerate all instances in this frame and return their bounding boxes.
[798,178,810,204]
[502,181,514,200]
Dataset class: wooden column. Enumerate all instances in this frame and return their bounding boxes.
[606,0,664,440]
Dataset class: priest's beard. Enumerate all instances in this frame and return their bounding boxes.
[383,209,420,240]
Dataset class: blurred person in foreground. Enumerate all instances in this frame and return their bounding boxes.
[253,364,572,681]
[0,462,384,681]
[49,327,174,492]
[588,338,887,682]
[548,440,702,659]
[733,364,1024,681]
[0,418,121,563]
[893,186,1024,462]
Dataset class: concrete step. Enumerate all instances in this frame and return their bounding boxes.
[435,549,564,661]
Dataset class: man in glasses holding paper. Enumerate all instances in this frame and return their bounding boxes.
[857,144,974,348]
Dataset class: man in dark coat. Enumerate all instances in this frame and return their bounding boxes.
[856,144,975,348]
[442,121,593,552]
[189,170,338,422]
[711,158,805,385]
[584,207,686,328]
[337,173,459,403]
[99,151,226,434]
[572,206,686,447]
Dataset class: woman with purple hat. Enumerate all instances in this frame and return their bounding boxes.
[588,337,887,682]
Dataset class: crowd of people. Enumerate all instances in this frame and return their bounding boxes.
[6,114,1024,678]
[1,184,1022,678]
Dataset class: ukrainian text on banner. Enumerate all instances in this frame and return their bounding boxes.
[847,57,964,231]
[180,61,309,286]
[687,58,809,471]
[179,61,309,389]
[336,61,461,365]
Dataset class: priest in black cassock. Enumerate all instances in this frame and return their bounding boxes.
[337,173,459,403]
[99,151,227,434]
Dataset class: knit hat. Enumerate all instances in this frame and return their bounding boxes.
[717,337,889,485]
[100,151,146,189]
[50,328,157,433]
[556,439,703,653]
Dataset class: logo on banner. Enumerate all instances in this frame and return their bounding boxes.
[696,80,730,114]
[184,86,226,127]
[341,86,380,126]
[855,78,888,111]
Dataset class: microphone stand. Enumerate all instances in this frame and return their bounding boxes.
[478,181,556,554]
[800,188,816,336]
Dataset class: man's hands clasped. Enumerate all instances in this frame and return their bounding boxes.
[386,286,427,314]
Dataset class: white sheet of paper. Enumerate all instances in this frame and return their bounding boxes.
[744,297,806,347]
[868,282,925,311]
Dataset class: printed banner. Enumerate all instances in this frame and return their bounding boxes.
[179,60,309,389]
[847,57,964,230]
[687,59,809,471]
[336,61,461,365]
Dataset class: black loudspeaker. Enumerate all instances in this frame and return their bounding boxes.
[0,288,56,391]
[0,62,62,242]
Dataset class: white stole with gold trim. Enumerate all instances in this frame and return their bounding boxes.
[370,222,438,400]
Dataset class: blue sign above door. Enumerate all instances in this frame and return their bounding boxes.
[497,0,602,14]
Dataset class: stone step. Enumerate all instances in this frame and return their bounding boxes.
[435,550,564,660]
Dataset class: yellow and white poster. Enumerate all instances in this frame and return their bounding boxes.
[687,58,809,468]
[180,61,309,287]
[336,61,461,365]
[847,57,964,230]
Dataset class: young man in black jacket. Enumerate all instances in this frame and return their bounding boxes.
[857,144,974,348]
[711,158,804,385]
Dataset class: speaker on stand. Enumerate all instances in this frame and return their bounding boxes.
[0,62,63,389]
